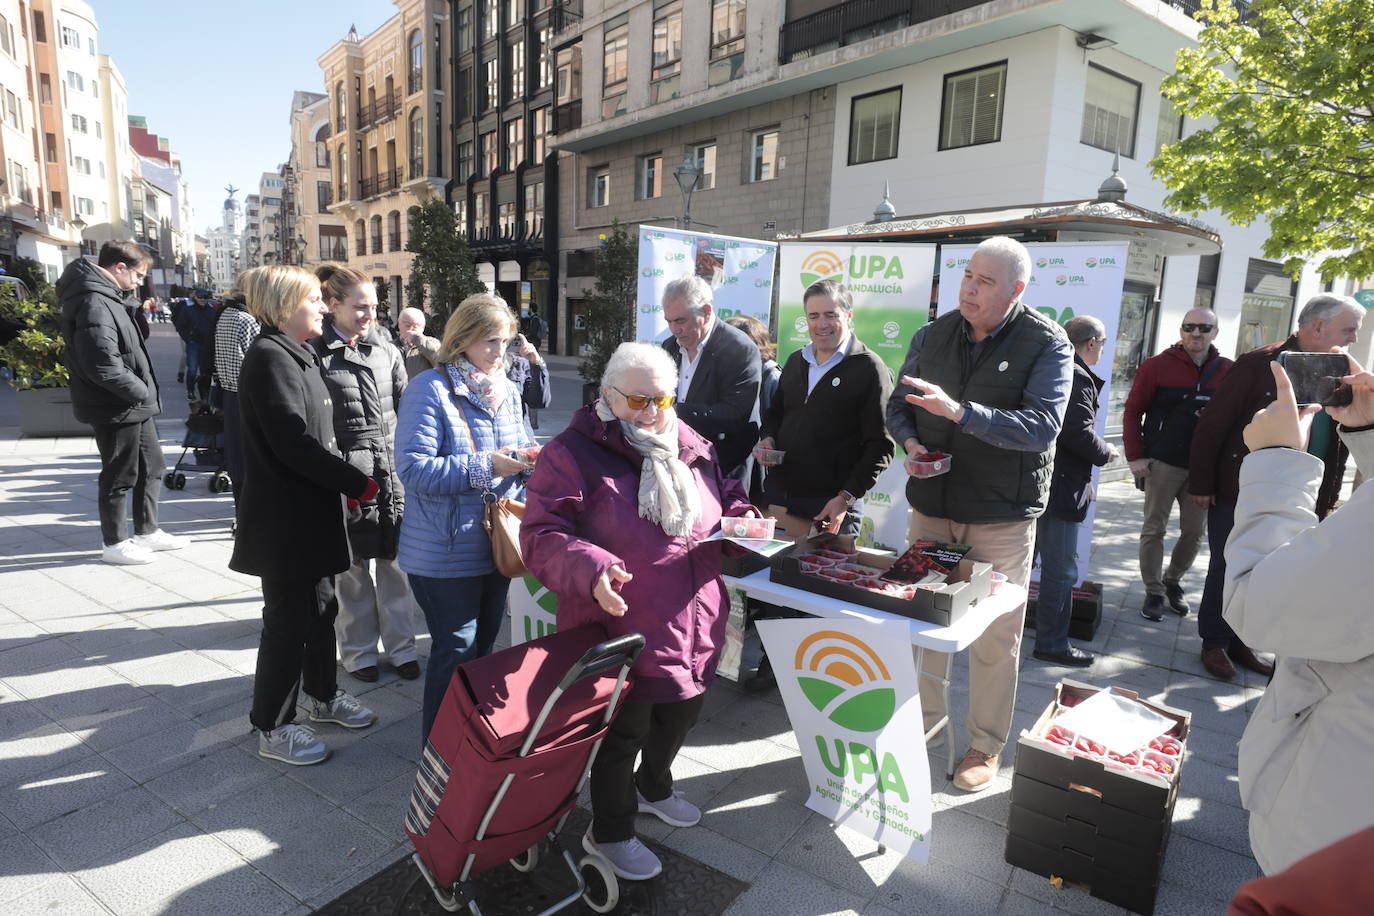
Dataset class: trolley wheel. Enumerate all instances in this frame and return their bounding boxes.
[211,472,231,493]
[578,855,619,914]
[164,471,177,488]
[173,472,187,490]
[509,841,541,873]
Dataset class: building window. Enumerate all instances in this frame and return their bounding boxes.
[939,61,1006,150]
[555,43,582,105]
[1155,93,1183,156]
[0,15,13,58]
[454,197,468,235]
[408,29,423,94]
[70,113,87,133]
[849,87,900,165]
[498,201,516,237]
[32,10,45,43]
[530,107,547,162]
[508,37,525,101]
[355,219,367,255]
[523,181,543,234]
[388,210,402,251]
[480,130,497,176]
[61,25,79,48]
[505,117,523,169]
[457,66,472,120]
[94,121,100,138]
[4,89,20,130]
[588,166,609,208]
[371,215,383,253]
[639,154,662,199]
[507,0,523,25]
[694,142,717,190]
[536,26,553,89]
[39,73,51,104]
[603,18,628,117]
[338,147,348,199]
[317,181,332,210]
[73,156,91,175]
[336,83,346,128]
[652,1,682,103]
[750,129,779,182]
[316,141,330,168]
[481,0,498,40]
[457,140,473,181]
[44,132,57,162]
[66,70,83,92]
[1081,63,1141,157]
[473,190,489,233]
[409,108,424,178]
[709,0,746,87]
[76,196,94,215]
[482,55,498,111]
[458,5,472,50]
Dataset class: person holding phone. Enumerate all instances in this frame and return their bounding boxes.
[1188,293,1363,679]
[1225,355,1374,875]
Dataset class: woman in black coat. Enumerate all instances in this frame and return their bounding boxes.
[230,265,380,766]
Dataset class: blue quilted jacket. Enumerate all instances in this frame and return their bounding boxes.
[395,365,534,578]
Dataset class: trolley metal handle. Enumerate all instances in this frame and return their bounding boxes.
[519,632,645,760]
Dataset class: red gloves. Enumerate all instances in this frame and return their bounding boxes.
[359,478,379,502]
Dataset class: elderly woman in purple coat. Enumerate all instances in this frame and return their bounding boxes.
[522,341,755,882]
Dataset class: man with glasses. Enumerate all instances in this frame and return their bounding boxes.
[1122,307,1231,624]
[59,240,186,565]
[1188,294,1363,679]
[660,275,761,476]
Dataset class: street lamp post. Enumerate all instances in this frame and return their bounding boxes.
[70,215,88,259]
[673,154,703,231]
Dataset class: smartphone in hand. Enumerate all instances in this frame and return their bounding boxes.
[1277,351,1352,406]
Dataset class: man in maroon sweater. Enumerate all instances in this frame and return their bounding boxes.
[1122,309,1232,623]
[1188,293,1363,679]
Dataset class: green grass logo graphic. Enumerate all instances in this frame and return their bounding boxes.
[793,630,895,732]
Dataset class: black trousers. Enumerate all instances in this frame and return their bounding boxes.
[222,390,244,503]
[1197,502,1240,651]
[249,576,340,732]
[590,692,705,843]
[91,418,164,546]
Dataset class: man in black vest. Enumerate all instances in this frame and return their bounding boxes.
[886,236,1073,793]
[661,275,761,475]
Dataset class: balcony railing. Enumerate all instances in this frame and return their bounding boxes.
[387,232,401,252]
[356,92,401,131]
[551,0,582,34]
[356,236,367,256]
[321,240,348,261]
[359,167,404,199]
[409,159,425,180]
[553,100,581,134]
[371,234,383,254]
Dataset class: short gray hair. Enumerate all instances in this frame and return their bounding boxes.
[975,236,1033,290]
[803,279,853,312]
[601,341,678,393]
[1064,315,1106,346]
[399,306,426,328]
[662,274,713,317]
[1297,293,1362,327]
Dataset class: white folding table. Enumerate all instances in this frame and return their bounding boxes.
[723,568,1025,777]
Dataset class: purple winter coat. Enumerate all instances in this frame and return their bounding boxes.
[521,405,754,703]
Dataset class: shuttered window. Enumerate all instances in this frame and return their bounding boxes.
[939,62,1006,151]
[1081,64,1141,157]
[849,87,901,165]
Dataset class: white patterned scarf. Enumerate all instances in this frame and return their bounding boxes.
[596,398,701,538]
[452,357,511,413]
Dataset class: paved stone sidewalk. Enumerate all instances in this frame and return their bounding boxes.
[0,333,1263,914]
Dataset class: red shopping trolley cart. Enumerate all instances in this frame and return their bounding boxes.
[405,624,644,914]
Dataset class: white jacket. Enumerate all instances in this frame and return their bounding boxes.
[1224,428,1374,875]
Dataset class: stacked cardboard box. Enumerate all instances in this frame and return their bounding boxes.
[1005,679,1191,915]
[1023,581,1103,641]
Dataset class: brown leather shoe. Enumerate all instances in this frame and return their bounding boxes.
[1201,647,1237,680]
[952,748,999,793]
[1228,643,1275,678]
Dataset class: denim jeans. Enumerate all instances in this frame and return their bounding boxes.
[408,571,511,745]
[1033,514,1080,654]
[1196,502,1239,651]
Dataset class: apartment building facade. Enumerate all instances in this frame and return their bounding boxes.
[287,90,349,270]
[318,0,449,311]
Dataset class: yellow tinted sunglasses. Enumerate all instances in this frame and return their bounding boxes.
[613,387,676,410]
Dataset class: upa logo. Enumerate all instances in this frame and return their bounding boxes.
[793,316,808,335]
[794,630,896,732]
[641,267,665,278]
[799,250,845,288]
[665,251,686,262]
[882,321,901,340]
[1036,256,1066,269]
[638,302,663,314]
[754,278,772,288]
[741,259,760,271]
[1086,256,1119,268]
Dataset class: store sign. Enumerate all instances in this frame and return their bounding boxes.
[758,618,931,862]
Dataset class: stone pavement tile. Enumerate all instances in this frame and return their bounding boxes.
[706,689,801,751]
[196,631,263,678]
[1111,616,1182,649]
[117,648,242,695]
[723,860,869,916]
[193,773,337,857]
[282,738,417,807]
[702,755,812,856]
[1007,868,1132,915]
[74,821,257,916]
[0,718,94,791]
[1153,878,1240,915]
[1175,754,1243,808]
[154,673,255,721]
[342,773,413,845]
[660,823,771,883]
[934,777,1011,828]
[678,716,800,774]
[1157,677,1255,739]
[668,741,751,814]
[0,832,62,907]
[770,812,896,899]
[927,806,1014,886]
[67,691,199,753]
[1160,833,1260,903]
[48,617,163,658]
[1177,719,1241,769]
[304,844,413,912]
[96,634,187,678]
[101,716,238,783]
[242,806,396,902]
[0,619,51,651]
[5,754,138,830]
[877,855,1009,915]
[144,743,277,820]
[136,606,257,652]
[27,784,184,870]
[993,892,1062,915]
[1171,794,1253,857]
[2,873,108,915]
[137,861,301,916]
[0,633,83,677]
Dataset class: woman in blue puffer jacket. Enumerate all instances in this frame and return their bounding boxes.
[395,293,535,743]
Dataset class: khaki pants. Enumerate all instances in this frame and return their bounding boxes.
[1137,459,1207,596]
[336,554,419,672]
[910,510,1035,757]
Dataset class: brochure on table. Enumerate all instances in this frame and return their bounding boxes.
[758,617,932,863]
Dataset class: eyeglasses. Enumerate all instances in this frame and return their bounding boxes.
[613,387,675,410]
[1181,323,1215,334]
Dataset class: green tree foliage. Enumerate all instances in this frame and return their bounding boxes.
[579,221,638,385]
[0,286,66,389]
[404,199,485,331]
[1153,0,1374,278]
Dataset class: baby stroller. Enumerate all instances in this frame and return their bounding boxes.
[165,403,231,493]
[406,624,645,914]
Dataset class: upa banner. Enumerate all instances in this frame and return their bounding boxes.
[636,225,778,343]
[775,242,937,551]
[937,241,1129,582]
[757,617,931,862]
[509,574,558,646]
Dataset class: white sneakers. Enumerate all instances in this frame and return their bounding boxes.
[258,723,329,766]
[636,790,702,827]
[101,530,187,565]
[583,833,663,881]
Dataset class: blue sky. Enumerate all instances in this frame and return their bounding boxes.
[96,1,398,235]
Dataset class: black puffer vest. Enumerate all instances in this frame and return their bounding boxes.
[908,305,1066,523]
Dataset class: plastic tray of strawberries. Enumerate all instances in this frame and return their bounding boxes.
[1034,694,1185,784]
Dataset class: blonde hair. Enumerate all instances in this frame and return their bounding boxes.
[316,262,371,304]
[242,266,320,328]
[437,293,518,364]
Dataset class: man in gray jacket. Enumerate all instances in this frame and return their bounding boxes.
[59,240,186,564]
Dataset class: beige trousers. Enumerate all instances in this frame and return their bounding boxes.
[1137,459,1208,595]
[910,510,1035,757]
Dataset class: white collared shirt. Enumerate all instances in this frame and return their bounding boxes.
[801,333,852,395]
[675,318,716,401]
